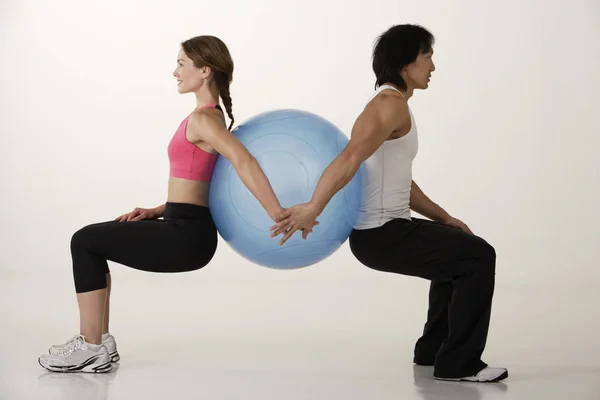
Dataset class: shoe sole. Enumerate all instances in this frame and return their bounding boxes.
[38,357,113,373]
[435,370,508,382]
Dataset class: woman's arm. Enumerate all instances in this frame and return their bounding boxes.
[153,203,166,217]
[115,203,165,222]
[187,111,287,222]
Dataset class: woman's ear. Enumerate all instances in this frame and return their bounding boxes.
[200,66,212,79]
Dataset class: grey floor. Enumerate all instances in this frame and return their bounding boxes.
[2,270,598,400]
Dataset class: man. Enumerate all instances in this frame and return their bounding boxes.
[270,24,507,382]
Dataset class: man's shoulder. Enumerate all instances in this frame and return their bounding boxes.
[365,90,410,127]
[369,89,408,112]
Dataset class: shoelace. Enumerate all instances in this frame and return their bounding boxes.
[57,334,79,349]
[58,335,87,357]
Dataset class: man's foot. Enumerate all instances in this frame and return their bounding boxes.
[413,358,435,366]
[49,333,120,363]
[39,335,112,373]
[435,367,508,382]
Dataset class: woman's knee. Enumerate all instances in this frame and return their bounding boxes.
[70,223,101,252]
[71,225,91,251]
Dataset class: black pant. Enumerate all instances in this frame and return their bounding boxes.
[71,202,218,293]
[349,217,496,379]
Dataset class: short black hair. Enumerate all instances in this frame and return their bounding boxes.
[372,24,435,90]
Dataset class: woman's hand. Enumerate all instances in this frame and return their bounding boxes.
[269,207,291,224]
[269,202,321,245]
[115,207,162,222]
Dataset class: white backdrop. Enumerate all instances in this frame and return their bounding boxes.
[1,0,599,297]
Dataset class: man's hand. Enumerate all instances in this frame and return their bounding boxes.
[442,216,473,235]
[269,202,321,245]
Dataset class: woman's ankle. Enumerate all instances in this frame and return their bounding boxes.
[80,332,102,345]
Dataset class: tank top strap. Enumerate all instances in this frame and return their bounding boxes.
[195,103,223,112]
[375,84,404,97]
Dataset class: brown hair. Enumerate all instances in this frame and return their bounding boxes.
[181,35,235,130]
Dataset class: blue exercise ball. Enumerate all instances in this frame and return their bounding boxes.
[209,109,365,269]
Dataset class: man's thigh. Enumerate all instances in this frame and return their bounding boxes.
[368,218,493,281]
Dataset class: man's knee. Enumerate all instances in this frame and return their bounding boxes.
[479,239,496,262]
[463,235,496,273]
[476,238,496,275]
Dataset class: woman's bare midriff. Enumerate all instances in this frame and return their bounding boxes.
[167,177,210,207]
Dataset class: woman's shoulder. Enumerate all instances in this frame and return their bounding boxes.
[187,108,227,141]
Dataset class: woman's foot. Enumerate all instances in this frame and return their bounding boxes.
[39,335,112,373]
[49,333,120,363]
[102,333,120,363]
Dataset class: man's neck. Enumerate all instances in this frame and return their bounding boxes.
[402,86,415,100]
[381,81,414,100]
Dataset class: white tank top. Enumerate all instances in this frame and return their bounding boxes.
[354,84,418,230]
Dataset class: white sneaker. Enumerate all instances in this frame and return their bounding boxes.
[49,333,120,363]
[102,333,120,363]
[39,335,112,373]
[436,367,508,382]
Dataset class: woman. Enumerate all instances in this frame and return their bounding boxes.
[39,35,292,373]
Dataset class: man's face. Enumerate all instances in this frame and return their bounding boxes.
[403,48,435,90]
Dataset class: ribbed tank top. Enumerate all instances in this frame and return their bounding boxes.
[354,85,418,230]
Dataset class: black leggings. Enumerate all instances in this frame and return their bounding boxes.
[349,217,496,379]
[71,202,218,293]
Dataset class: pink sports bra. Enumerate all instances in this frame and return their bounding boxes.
[167,104,220,182]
